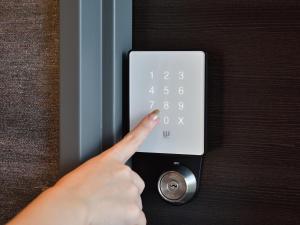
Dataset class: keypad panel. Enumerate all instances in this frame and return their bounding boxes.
[129,51,205,155]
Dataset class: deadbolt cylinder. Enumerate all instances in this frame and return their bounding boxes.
[157,165,197,204]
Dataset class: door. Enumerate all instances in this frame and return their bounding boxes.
[60,1,300,224]
[133,1,300,225]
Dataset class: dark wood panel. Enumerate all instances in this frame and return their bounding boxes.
[133,0,300,224]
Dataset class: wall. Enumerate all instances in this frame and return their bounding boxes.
[0,0,59,223]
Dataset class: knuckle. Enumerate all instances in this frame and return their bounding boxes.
[137,196,143,210]
[129,184,139,196]
[140,179,145,192]
[140,212,147,225]
[128,204,141,220]
[120,165,132,177]
[134,173,145,192]
[113,165,131,179]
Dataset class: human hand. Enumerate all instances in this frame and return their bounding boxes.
[8,110,160,225]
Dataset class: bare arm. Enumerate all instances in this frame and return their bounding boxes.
[7,110,160,225]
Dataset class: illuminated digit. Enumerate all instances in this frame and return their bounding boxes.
[163,101,170,110]
[163,116,170,125]
[150,71,154,79]
[178,117,184,126]
[163,71,170,80]
[178,101,184,110]
[178,71,184,80]
[149,86,155,94]
[178,86,184,95]
[163,86,169,95]
[149,100,155,109]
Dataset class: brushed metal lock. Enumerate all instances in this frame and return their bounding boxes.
[158,165,197,204]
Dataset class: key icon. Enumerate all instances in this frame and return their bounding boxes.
[163,130,170,138]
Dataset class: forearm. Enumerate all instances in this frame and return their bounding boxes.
[7,187,87,225]
[7,111,158,225]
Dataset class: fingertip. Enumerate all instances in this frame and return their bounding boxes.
[149,109,160,121]
[145,109,160,128]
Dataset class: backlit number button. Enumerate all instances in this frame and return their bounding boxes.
[163,71,170,80]
[178,86,184,95]
[163,116,170,125]
[178,101,184,111]
[163,101,170,110]
[149,100,155,109]
[163,86,170,95]
[149,86,155,94]
[150,71,154,79]
[178,117,184,126]
[178,71,184,80]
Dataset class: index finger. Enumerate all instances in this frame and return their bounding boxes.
[108,109,160,163]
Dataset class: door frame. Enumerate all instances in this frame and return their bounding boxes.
[60,0,132,174]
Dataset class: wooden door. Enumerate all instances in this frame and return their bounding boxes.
[133,1,300,224]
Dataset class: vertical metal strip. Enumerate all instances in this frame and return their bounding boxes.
[80,0,102,163]
[60,0,132,175]
[102,0,132,149]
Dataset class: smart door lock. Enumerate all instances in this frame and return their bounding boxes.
[129,51,206,204]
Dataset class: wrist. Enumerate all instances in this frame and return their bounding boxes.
[43,186,89,225]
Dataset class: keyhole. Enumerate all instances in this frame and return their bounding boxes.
[170,183,178,189]
[168,181,179,191]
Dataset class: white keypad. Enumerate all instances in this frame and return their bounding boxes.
[129,51,205,155]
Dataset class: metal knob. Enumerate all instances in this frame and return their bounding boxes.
[157,165,197,204]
